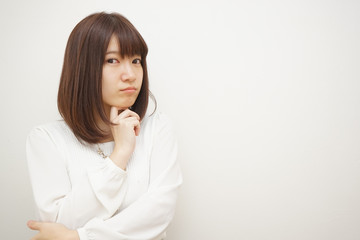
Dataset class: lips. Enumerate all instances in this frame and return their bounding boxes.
[120,87,137,93]
[121,87,136,90]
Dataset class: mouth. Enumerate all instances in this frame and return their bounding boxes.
[120,87,137,93]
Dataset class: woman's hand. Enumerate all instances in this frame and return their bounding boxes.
[109,107,141,170]
[27,220,79,240]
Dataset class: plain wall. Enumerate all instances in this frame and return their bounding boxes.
[1,0,360,239]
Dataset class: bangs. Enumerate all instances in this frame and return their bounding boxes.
[111,19,148,58]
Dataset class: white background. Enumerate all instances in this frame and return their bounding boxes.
[1,0,360,239]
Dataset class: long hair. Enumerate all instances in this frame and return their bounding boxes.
[58,12,150,144]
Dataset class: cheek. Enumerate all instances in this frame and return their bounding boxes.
[138,70,144,84]
[101,79,113,101]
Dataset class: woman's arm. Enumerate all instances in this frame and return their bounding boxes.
[77,113,182,240]
[27,125,128,229]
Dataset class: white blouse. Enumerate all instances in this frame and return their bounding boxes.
[26,112,182,240]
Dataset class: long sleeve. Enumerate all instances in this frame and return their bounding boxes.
[26,123,128,229]
[77,113,182,240]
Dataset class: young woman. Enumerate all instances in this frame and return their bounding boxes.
[26,12,182,240]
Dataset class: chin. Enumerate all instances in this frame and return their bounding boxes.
[116,102,136,110]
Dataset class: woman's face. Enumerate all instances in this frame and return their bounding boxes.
[102,35,143,113]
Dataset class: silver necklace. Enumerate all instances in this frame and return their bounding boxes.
[97,144,108,159]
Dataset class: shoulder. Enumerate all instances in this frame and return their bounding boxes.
[140,111,177,146]
[28,120,69,137]
[142,111,174,133]
[27,120,75,145]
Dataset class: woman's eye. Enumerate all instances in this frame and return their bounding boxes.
[132,58,142,64]
[107,58,119,64]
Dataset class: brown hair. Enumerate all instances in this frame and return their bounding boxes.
[58,12,152,144]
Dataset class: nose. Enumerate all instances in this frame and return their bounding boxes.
[120,61,136,82]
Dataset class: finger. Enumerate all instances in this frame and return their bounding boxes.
[123,117,140,122]
[118,109,140,120]
[123,118,140,136]
[110,106,120,121]
[31,232,41,240]
[134,123,141,136]
[27,220,41,231]
[110,108,140,123]
[126,118,140,136]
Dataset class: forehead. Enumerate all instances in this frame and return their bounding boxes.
[106,35,120,52]
[106,28,146,57]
